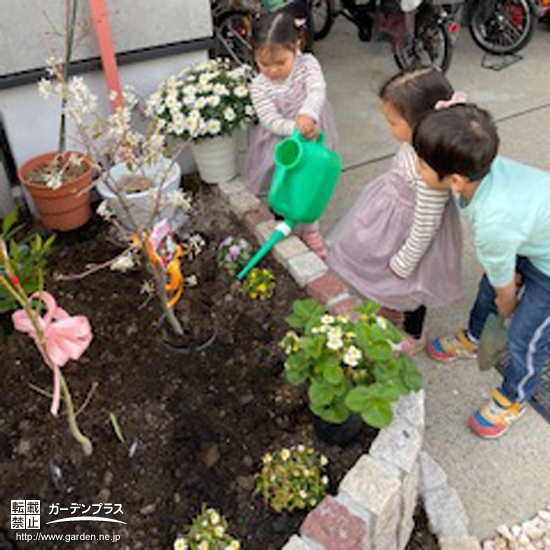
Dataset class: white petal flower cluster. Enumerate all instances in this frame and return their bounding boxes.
[154,58,255,142]
[167,189,192,212]
[343,345,362,367]
[110,252,136,273]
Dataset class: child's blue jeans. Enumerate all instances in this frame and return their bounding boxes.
[468,257,550,403]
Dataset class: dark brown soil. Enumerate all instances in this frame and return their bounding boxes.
[0,183,437,549]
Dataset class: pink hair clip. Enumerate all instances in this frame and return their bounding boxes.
[434,91,468,111]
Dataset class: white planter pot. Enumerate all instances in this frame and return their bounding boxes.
[191,134,238,184]
[97,159,183,232]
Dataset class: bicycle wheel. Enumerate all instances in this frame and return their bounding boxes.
[468,0,536,55]
[393,15,453,72]
[213,9,255,66]
[309,0,334,40]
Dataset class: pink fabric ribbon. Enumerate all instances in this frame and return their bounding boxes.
[434,91,468,111]
[12,292,93,417]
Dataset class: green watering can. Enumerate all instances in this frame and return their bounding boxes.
[237,130,341,280]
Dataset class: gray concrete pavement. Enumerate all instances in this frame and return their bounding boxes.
[314,18,550,540]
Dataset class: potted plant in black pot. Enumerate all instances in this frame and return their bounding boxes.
[281,299,423,446]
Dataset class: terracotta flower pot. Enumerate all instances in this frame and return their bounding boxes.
[18,152,92,231]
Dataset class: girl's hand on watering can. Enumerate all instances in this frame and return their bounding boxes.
[296,115,318,140]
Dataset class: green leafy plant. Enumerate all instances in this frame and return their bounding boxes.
[256,444,329,513]
[0,209,55,313]
[240,268,275,300]
[282,299,423,429]
[173,507,240,550]
[217,236,252,277]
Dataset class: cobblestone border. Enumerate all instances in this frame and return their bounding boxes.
[218,178,432,549]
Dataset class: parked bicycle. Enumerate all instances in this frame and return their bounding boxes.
[461,0,537,55]
[212,0,313,67]
[309,0,459,72]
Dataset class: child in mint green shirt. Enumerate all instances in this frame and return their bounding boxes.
[413,103,550,439]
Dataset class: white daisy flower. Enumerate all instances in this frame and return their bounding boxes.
[321,315,335,325]
[207,119,221,135]
[224,107,236,122]
[233,85,248,98]
[208,95,221,107]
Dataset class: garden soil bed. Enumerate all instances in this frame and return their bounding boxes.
[0,182,437,549]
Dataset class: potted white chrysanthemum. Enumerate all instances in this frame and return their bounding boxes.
[149,58,255,184]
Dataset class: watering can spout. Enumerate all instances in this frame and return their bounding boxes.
[236,221,294,281]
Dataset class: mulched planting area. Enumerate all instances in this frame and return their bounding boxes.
[0,182,437,549]
[0,187,382,550]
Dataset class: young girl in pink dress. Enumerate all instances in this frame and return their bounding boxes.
[327,67,463,354]
[242,11,339,258]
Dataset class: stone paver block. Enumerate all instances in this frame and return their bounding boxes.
[439,536,482,550]
[306,270,350,305]
[288,252,328,287]
[217,178,245,197]
[401,463,420,522]
[273,235,310,266]
[227,191,261,216]
[374,514,399,550]
[419,452,448,494]
[424,484,470,538]
[340,455,401,528]
[392,390,425,432]
[328,295,361,318]
[242,204,274,233]
[282,535,317,550]
[253,220,278,244]
[370,418,422,475]
[301,495,368,550]
[398,517,415,550]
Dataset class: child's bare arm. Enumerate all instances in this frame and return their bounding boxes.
[494,280,517,318]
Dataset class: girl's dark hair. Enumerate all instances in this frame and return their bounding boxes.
[379,67,454,128]
[413,104,499,181]
[251,12,298,51]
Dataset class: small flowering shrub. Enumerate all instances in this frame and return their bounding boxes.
[240,268,275,300]
[0,209,55,313]
[217,236,252,276]
[149,58,255,142]
[256,445,329,513]
[281,299,423,428]
[173,507,240,550]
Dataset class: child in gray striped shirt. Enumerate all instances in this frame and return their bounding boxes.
[241,11,339,258]
[327,67,463,354]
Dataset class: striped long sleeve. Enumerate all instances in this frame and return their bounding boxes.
[250,53,327,137]
[390,146,451,278]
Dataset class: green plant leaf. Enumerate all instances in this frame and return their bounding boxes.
[344,385,376,412]
[284,353,310,386]
[355,301,380,317]
[2,208,17,236]
[373,359,400,382]
[355,324,373,351]
[285,365,309,386]
[308,381,335,407]
[284,313,304,330]
[323,363,344,385]
[301,336,323,359]
[364,341,392,362]
[292,299,326,324]
[361,398,394,428]
[321,399,350,424]
[400,358,423,391]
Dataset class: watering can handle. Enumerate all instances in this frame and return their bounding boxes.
[292,128,326,145]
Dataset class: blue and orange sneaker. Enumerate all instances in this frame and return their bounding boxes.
[468,389,526,439]
[425,329,478,362]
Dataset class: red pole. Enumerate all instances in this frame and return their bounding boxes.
[87,0,124,111]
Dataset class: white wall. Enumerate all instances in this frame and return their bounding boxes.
[0,50,208,171]
[0,0,212,75]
